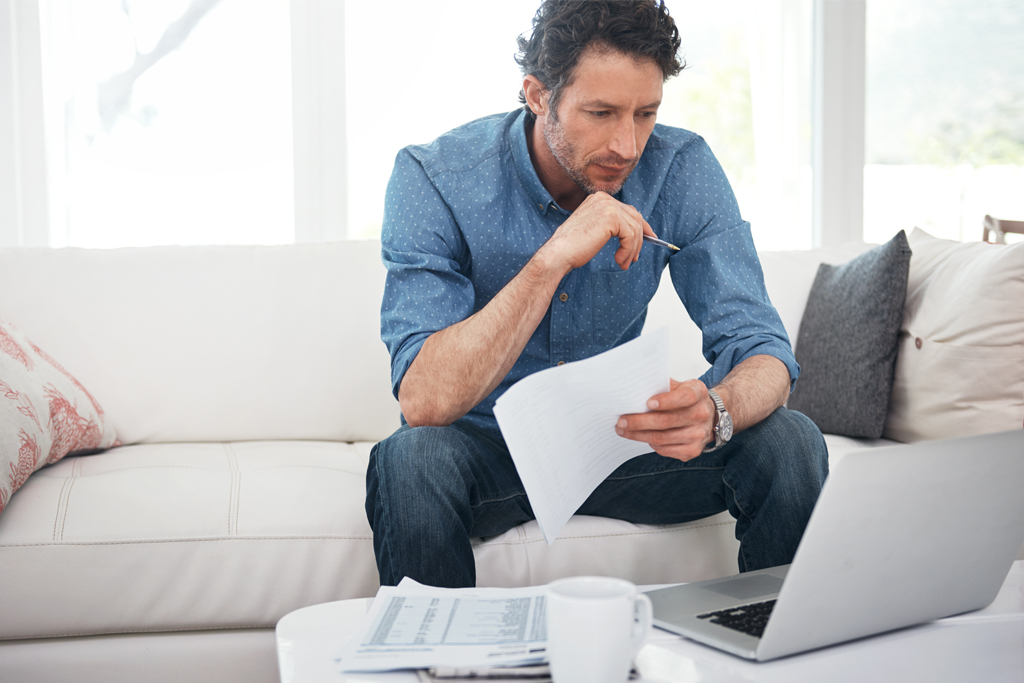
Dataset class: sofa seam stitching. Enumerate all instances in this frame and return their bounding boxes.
[35,463,368,477]
[0,536,375,548]
[36,464,222,476]
[8,522,730,549]
[517,523,533,584]
[60,458,85,540]
[52,478,70,541]
[224,442,240,536]
[53,459,83,542]
[1,623,284,641]
[59,477,78,541]
[252,464,366,473]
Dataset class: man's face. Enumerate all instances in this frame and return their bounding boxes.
[542,47,663,196]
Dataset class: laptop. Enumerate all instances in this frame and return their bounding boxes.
[646,429,1024,661]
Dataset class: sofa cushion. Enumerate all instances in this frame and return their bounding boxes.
[475,512,739,588]
[0,319,117,515]
[0,439,746,641]
[0,440,380,640]
[787,231,912,438]
[822,433,901,468]
[883,228,1024,442]
[0,242,400,446]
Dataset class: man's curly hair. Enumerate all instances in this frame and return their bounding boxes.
[515,0,684,121]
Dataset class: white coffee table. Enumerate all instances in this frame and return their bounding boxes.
[276,561,1024,683]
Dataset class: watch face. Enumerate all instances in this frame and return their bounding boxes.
[719,413,734,442]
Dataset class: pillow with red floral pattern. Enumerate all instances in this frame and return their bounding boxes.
[0,318,118,515]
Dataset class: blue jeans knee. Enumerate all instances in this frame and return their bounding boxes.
[365,420,529,587]
[724,406,829,570]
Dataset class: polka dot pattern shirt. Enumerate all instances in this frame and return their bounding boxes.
[380,109,797,431]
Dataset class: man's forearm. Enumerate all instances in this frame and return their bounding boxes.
[713,354,791,434]
[398,249,569,427]
[396,191,654,427]
[397,192,653,428]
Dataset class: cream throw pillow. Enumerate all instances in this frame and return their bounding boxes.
[883,228,1024,442]
[0,319,118,514]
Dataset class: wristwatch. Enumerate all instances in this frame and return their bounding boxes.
[703,388,733,453]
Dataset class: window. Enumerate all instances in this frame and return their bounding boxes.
[28,1,1011,250]
[345,0,815,250]
[343,0,537,239]
[659,0,813,251]
[39,0,294,247]
[864,0,1024,244]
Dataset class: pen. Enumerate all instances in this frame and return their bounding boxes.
[643,234,681,251]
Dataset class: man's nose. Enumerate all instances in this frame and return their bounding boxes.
[608,116,637,161]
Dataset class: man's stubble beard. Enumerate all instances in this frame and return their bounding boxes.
[542,111,637,197]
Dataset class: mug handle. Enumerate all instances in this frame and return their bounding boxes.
[631,593,653,657]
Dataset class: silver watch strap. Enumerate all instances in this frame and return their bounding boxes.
[708,388,726,414]
[703,388,726,452]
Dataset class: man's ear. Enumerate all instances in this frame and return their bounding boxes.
[523,75,549,117]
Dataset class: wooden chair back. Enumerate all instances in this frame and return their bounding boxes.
[982,215,1024,244]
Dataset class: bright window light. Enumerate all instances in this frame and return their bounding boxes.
[345,0,814,251]
[343,0,537,239]
[40,0,294,248]
[864,0,1024,244]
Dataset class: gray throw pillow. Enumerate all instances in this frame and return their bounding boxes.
[788,230,912,438]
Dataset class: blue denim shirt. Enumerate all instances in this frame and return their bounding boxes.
[380,109,797,431]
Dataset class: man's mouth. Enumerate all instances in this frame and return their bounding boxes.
[593,163,630,176]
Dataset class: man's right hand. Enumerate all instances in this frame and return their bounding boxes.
[539,192,656,274]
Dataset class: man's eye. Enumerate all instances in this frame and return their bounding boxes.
[638,111,657,119]
[591,111,609,118]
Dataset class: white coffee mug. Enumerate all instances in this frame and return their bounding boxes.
[546,576,652,683]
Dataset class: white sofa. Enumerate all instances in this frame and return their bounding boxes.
[0,231,1020,682]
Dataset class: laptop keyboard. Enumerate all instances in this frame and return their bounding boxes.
[697,599,776,638]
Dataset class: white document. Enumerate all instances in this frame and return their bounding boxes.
[337,579,549,673]
[493,327,670,544]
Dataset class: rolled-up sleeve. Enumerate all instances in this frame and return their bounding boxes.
[660,139,800,390]
[380,149,475,399]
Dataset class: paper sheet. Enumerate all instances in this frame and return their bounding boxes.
[337,579,549,673]
[493,327,670,544]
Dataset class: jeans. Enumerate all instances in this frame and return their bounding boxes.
[365,407,828,587]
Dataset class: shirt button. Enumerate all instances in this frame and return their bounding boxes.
[559,292,569,302]
[556,360,565,366]
[915,337,923,349]
[538,203,544,210]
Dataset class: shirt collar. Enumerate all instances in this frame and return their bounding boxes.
[508,110,566,216]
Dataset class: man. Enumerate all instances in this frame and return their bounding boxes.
[367,0,828,588]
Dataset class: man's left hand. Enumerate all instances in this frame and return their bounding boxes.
[615,379,717,462]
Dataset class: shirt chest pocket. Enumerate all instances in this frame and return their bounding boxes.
[591,265,658,347]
